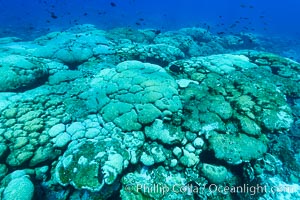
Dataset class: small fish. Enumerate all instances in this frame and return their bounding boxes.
[259,15,265,18]
[50,12,58,19]
[241,17,249,20]
[139,18,144,21]
[110,2,117,7]
[135,22,141,26]
[83,12,88,16]
[98,11,107,15]
[217,32,225,35]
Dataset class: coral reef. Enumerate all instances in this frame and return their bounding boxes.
[0,24,299,200]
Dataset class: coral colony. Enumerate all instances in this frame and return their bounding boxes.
[0,24,299,199]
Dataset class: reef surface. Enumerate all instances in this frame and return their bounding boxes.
[0,24,299,200]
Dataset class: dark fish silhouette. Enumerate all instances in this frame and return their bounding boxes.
[240,4,254,9]
[110,2,117,7]
[50,12,58,19]
[98,11,107,15]
[240,17,249,20]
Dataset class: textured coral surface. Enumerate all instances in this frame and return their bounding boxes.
[0,24,299,200]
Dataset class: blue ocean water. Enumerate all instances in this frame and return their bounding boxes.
[0,0,300,38]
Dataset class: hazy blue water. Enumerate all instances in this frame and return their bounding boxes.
[0,0,299,39]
